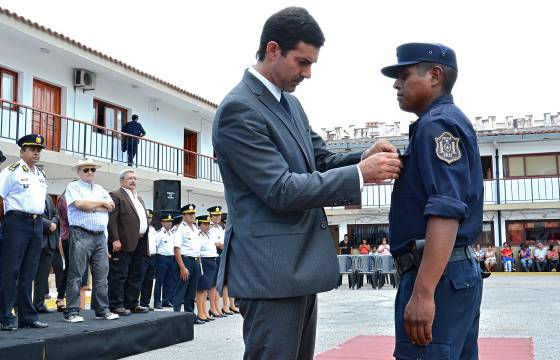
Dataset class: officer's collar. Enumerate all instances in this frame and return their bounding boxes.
[419,95,454,120]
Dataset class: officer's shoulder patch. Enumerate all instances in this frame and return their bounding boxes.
[8,162,19,171]
[434,132,461,164]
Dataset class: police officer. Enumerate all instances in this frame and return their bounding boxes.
[153,212,178,309]
[382,43,484,359]
[172,204,203,324]
[0,134,49,330]
[139,209,157,310]
[121,114,146,166]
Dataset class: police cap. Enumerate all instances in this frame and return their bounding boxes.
[17,134,45,148]
[207,206,222,215]
[160,212,174,222]
[196,215,211,225]
[381,43,457,79]
[146,209,154,218]
[181,204,196,214]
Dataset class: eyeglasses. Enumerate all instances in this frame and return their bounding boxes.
[82,167,96,173]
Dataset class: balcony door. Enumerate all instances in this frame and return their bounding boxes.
[183,129,197,178]
[32,79,61,151]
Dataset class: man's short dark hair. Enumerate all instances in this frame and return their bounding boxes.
[416,62,458,94]
[256,7,325,61]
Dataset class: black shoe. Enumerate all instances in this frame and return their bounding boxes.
[20,321,48,329]
[154,304,163,310]
[36,306,55,314]
[111,307,131,316]
[206,317,215,321]
[209,311,223,318]
[162,303,173,308]
[194,318,206,325]
[229,307,240,314]
[1,323,17,331]
[148,306,154,311]
[222,309,234,315]
[128,305,149,313]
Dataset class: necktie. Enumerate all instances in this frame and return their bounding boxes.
[280,93,293,119]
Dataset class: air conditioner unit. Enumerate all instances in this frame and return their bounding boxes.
[74,69,96,90]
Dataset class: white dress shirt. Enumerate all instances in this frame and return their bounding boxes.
[122,187,148,235]
[173,221,201,257]
[0,159,47,214]
[199,231,219,258]
[155,227,175,256]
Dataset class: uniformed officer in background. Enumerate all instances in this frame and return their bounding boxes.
[382,43,484,359]
[0,134,49,330]
[121,114,146,166]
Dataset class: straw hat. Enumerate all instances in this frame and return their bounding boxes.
[71,157,102,171]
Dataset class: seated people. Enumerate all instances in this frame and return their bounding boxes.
[546,244,559,272]
[519,243,534,272]
[534,242,548,272]
[338,234,352,255]
[474,244,486,271]
[377,238,391,256]
[484,244,497,272]
[500,243,515,272]
[358,239,370,254]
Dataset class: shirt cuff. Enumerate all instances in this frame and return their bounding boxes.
[356,164,364,192]
[423,195,468,220]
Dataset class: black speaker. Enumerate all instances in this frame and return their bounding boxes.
[153,180,181,216]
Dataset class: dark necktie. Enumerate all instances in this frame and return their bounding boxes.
[280,92,293,119]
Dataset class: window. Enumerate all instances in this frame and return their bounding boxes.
[346,224,389,248]
[506,220,560,245]
[1,67,18,109]
[93,99,127,133]
[503,153,560,178]
[480,156,493,180]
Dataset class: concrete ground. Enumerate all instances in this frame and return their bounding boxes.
[125,274,560,359]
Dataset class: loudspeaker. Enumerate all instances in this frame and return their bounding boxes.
[153,180,181,215]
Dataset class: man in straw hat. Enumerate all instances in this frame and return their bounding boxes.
[63,158,119,323]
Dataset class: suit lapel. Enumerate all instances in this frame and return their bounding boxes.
[120,188,139,220]
[243,71,313,169]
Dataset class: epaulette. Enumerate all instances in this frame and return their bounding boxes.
[8,162,19,171]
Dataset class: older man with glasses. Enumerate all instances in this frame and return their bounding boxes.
[63,158,119,323]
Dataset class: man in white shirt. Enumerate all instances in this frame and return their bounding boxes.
[108,170,150,315]
[534,242,548,272]
[154,212,178,309]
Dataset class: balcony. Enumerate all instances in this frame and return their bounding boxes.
[359,177,560,208]
[0,98,221,183]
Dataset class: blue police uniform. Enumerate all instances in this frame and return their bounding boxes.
[383,44,484,359]
[0,134,48,330]
[122,115,146,166]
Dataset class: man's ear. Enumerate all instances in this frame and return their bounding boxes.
[265,41,281,61]
[430,66,444,87]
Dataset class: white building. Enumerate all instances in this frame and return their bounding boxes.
[0,7,224,212]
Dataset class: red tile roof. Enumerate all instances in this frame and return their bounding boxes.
[0,6,218,108]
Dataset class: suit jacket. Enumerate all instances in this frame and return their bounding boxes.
[41,195,59,250]
[108,188,148,254]
[212,70,363,299]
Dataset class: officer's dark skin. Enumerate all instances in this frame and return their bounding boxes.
[20,146,42,170]
[393,64,460,346]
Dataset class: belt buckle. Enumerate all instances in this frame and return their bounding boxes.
[32,214,38,219]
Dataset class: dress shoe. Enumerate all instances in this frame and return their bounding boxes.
[148,306,154,311]
[194,318,206,325]
[209,311,223,318]
[154,304,163,310]
[111,307,131,316]
[129,305,149,313]
[206,317,215,321]
[229,307,240,314]
[222,309,234,315]
[20,321,48,329]
[36,306,55,314]
[162,302,173,308]
[1,323,17,331]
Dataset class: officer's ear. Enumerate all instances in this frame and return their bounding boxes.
[430,65,444,88]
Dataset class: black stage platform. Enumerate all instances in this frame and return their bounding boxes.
[0,310,194,360]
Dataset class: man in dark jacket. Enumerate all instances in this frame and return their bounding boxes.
[121,114,146,166]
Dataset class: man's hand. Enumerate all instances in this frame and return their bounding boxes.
[112,240,122,252]
[404,290,435,345]
[49,223,57,233]
[180,267,190,281]
[359,152,402,183]
[362,139,397,160]
[103,200,115,212]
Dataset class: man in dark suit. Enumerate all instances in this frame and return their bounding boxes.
[122,114,146,166]
[108,169,149,315]
[33,194,59,312]
[212,7,402,359]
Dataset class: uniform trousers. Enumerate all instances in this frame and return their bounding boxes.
[172,256,199,312]
[33,243,54,309]
[108,240,143,310]
[239,294,318,360]
[65,227,110,316]
[0,212,42,326]
[394,258,483,360]
[139,255,156,308]
[154,254,177,306]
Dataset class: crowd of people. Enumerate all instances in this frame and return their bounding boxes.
[338,234,392,256]
[0,134,237,331]
[474,242,560,272]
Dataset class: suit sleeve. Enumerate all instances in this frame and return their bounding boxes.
[107,192,120,242]
[310,129,363,172]
[415,118,471,220]
[214,100,361,212]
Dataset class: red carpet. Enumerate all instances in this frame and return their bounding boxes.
[315,335,534,359]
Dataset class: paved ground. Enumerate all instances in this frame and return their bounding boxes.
[125,274,560,359]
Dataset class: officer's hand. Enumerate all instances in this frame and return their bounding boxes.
[112,240,122,252]
[180,267,189,281]
[362,139,397,160]
[403,292,435,346]
[359,152,402,183]
[49,223,57,233]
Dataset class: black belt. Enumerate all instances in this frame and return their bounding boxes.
[184,255,200,261]
[394,239,475,277]
[5,210,41,219]
[70,225,104,235]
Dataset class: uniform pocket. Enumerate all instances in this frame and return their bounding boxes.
[446,260,481,291]
[394,341,451,360]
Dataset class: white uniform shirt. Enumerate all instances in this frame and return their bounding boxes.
[156,228,175,256]
[122,187,148,235]
[0,159,47,214]
[199,231,219,257]
[209,222,225,247]
[173,221,201,257]
[147,225,158,255]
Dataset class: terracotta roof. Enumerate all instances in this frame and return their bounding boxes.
[0,6,218,108]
